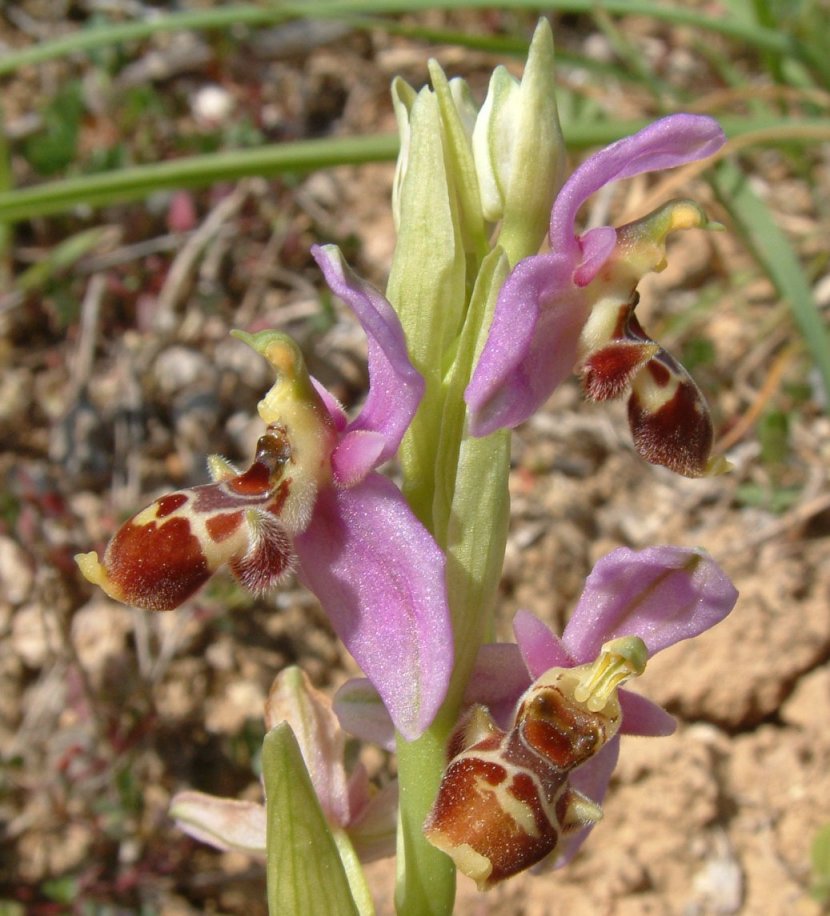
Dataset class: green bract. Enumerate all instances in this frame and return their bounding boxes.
[263,724,360,915]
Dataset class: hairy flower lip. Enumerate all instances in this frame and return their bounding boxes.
[421,545,737,885]
[336,543,736,732]
[78,246,453,742]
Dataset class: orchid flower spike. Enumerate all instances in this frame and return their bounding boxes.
[76,245,453,740]
[465,115,727,477]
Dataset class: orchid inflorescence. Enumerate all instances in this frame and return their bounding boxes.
[76,19,738,915]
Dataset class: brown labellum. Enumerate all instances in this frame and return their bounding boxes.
[425,671,621,889]
[628,358,714,478]
[75,425,299,609]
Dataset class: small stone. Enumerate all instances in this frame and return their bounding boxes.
[191,84,234,127]
[11,604,60,668]
[71,598,132,673]
[0,536,34,605]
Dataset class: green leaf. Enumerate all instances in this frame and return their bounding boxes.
[15,227,111,295]
[262,723,358,916]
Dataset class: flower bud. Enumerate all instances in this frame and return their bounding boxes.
[473,19,566,263]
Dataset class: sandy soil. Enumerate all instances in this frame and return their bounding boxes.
[1,6,828,914]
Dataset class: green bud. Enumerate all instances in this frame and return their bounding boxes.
[473,19,566,264]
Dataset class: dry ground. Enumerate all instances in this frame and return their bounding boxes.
[1,6,829,914]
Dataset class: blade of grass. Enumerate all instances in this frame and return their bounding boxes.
[0,1,819,80]
[710,158,830,407]
[5,116,830,224]
[0,113,11,287]
[0,134,397,222]
[348,15,691,86]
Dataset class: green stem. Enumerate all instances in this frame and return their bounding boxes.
[394,704,458,916]
[393,245,512,915]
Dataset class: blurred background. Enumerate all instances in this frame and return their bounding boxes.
[1,2,829,913]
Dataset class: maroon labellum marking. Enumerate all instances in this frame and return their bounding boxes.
[206,511,243,543]
[266,480,291,517]
[229,460,273,495]
[629,378,713,477]
[155,492,189,518]
[612,295,637,339]
[90,422,301,610]
[229,510,295,594]
[646,358,671,387]
[582,341,658,401]
[105,517,209,611]
[425,685,617,889]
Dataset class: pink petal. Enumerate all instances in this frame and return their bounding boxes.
[512,608,574,679]
[619,689,676,737]
[264,667,351,827]
[312,245,423,462]
[463,643,533,728]
[572,225,617,287]
[333,677,396,752]
[346,759,373,820]
[550,114,726,259]
[331,430,387,487]
[347,780,399,863]
[562,546,738,662]
[170,791,266,855]
[312,378,348,432]
[294,474,452,740]
[465,252,588,436]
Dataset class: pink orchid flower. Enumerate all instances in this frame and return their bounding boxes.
[336,546,737,871]
[171,667,398,863]
[465,115,727,477]
[77,244,452,740]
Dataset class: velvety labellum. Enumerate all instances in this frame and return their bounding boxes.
[76,426,299,610]
[579,294,714,477]
[425,670,619,890]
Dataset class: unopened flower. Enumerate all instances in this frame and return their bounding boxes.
[472,19,566,257]
[76,244,452,739]
[465,115,727,477]
[171,667,397,863]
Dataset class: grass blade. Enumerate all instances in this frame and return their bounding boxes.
[0,134,397,222]
[710,158,830,406]
[0,1,816,79]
